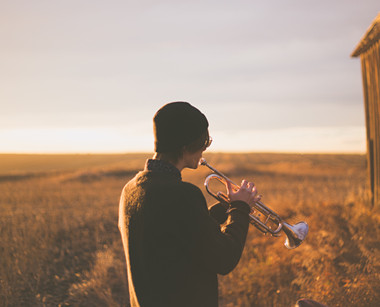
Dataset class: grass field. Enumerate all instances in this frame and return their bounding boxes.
[0,153,379,306]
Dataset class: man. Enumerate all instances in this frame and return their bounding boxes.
[118,101,260,307]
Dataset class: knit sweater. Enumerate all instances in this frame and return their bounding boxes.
[118,159,251,307]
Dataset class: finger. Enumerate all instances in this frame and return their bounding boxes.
[241,179,248,188]
[247,189,259,202]
[226,180,235,196]
[247,181,254,191]
[251,185,258,196]
[253,194,262,203]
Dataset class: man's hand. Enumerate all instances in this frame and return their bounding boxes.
[227,180,262,206]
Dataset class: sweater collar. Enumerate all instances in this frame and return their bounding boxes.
[145,159,182,181]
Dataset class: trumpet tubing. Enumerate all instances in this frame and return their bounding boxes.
[199,158,308,249]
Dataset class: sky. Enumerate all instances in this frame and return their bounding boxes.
[1,0,379,153]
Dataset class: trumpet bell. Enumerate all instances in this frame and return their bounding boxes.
[283,222,309,249]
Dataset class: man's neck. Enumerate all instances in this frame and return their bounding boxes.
[152,153,185,172]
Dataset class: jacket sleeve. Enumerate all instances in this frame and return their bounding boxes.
[176,183,251,275]
[208,202,229,224]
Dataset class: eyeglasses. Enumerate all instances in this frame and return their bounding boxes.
[204,136,213,149]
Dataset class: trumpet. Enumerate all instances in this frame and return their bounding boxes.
[199,158,308,249]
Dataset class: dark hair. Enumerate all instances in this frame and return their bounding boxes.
[155,130,210,164]
[153,102,209,153]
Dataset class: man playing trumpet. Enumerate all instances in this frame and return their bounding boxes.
[118,101,261,307]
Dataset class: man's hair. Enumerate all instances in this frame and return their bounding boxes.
[155,130,209,164]
[153,102,209,153]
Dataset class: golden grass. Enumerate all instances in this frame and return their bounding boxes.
[0,153,379,306]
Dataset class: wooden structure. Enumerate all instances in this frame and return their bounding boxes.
[352,12,380,208]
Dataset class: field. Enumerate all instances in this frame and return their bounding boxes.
[0,153,379,307]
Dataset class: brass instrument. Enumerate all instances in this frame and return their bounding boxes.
[199,158,308,249]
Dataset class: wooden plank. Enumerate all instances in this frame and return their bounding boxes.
[369,41,380,207]
[374,40,380,207]
[361,53,374,206]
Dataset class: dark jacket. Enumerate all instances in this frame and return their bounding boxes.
[118,159,251,307]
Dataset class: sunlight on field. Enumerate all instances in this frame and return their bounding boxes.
[0,153,379,306]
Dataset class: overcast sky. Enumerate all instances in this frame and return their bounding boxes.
[1,1,379,153]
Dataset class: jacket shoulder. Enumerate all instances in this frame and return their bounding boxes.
[180,181,204,196]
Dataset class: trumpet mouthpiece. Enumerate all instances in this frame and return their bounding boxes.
[199,158,207,166]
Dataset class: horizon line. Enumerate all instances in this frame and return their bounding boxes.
[0,150,367,155]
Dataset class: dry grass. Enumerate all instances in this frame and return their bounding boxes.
[0,153,379,307]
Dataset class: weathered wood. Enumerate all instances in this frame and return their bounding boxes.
[352,13,380,57]
[352,13,380,208]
